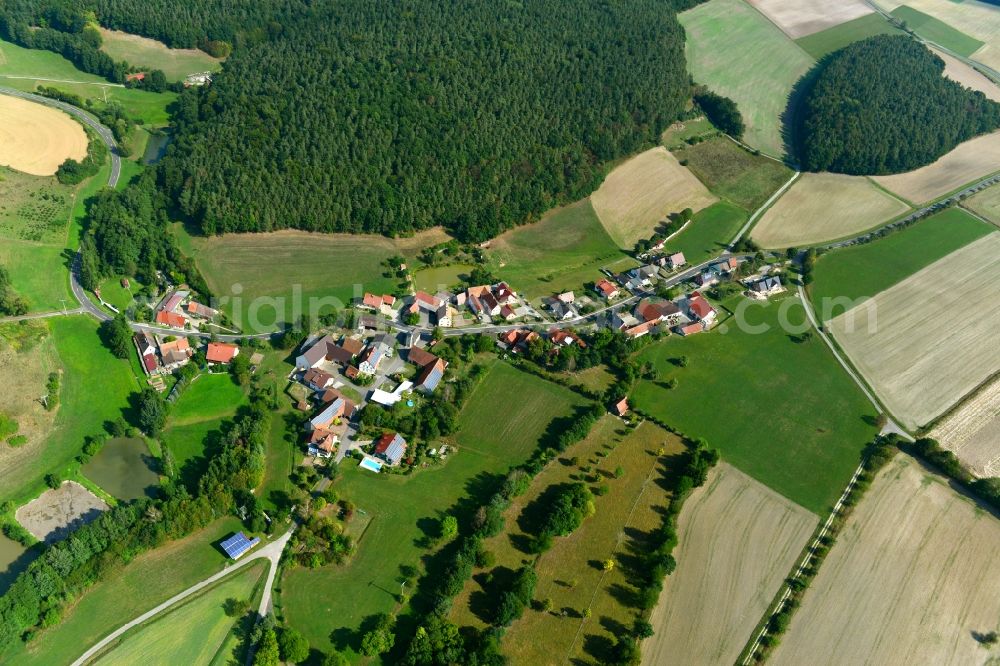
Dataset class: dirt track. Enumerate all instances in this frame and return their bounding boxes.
[772,455,1000,665]
[641,463,816,666]
[0,95,88,176]
[15,481,108,543]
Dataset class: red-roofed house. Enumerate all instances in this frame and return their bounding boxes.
[612,398,629,417]
[687,293,717,326]
[373,432,407,466]
[187,301,218,319]
[549,330,585,348]
[206,342,239,364]
[360,293,397,317]
[624,321,653,339]
[666,252,686,269]
[594,279,620,300]
[500,304,517,321]
[676,322,705,336]
[156,310,186,329]
[126,72,146,82]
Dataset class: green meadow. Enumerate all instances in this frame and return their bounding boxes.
[796,13,905,59]
[666,201,747,264]
[891,6,984,57]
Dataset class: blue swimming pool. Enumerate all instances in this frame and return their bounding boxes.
[360,458,382,473]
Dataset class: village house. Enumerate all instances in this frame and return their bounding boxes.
[373,432,407,466]
[206,342,239,365]
[747,275,784,299]
[158,337,193,371]
[134,332,159,376]
[370,381,414,407]
[676,321,705,336]
[159,290,188,314]
[594,278,620,300]
[359,293,398,318]
[303,368,336,391]
[308,429,339,458]
[666,252,686,269]
[612,397,629,417]
[408,291,451,327]
[406,346,449,394]
[556,291,575,304]
[628,265,660,287]
[636,299,682,325]
[309,397,350,431]
[186,301,218,319]
[498,328,539,353]
[155,310,187,329]
[358,334,394,375]
[549,329,585,348]
[686,292,717,327]
[296,335,364,371]
[613,311,642,331]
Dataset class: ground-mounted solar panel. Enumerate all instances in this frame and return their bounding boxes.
[220,532,259,560]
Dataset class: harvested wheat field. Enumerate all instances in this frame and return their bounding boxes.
[873,131,1000,204]
[751,173,910,248]
[772,455,1000,666]
[591,147,717,249]
[965,181,1000,227]
[0,96,87,176]
[641,463,816,666]
[828,233,1000,429]
[930,377,1000,477]
[748,0,873,39]
[932,47,1000,102]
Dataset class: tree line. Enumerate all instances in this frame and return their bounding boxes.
[798,35,1000,174]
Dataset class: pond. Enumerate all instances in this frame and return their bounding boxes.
[0,534,35,594]
[83,437,160,501]
[142,131,171,165]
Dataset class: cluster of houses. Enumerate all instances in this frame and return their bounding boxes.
[153,288,220,331]
[610,290,718,339]
[294,329,451,466]
[357,282,534,329]
[133,331,242,381]
[497,327,586,354]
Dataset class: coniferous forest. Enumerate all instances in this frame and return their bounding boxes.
[799,35,1000,174]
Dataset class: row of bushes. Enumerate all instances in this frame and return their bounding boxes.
[749,435,898,661]
[910,438,1000,512]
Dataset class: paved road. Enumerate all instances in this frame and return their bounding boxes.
[70,529,293,666]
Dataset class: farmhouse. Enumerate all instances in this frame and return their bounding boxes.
[594,279,620,300]
[415,358,447,393]
[309,397,350,431]
[358,335,394,375]
[134,332,160,375]
[409,291,452,327]
[159,290,188,313]
[296,335,364,370]
[612,397,629,417]
[206,342,239,365]
[636,299,682,324]
[373,432,407,466]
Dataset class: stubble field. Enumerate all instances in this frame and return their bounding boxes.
[929,377,1000,477]
[965,181,1000,227]
[873,131,1000,204]
[641,463,816,666]
[751,172,910,248]
[748,0,873,39]
[0,95,87,176]
[98,28,222,82]
[772,455,1000,666]
[591,146,717,249]
[932,46,1000,102]
[828,232,1000,429]
[679,0,814,159]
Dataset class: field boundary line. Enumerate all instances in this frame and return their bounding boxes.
[730,170,800,246]
[739,456,869,665]
[563,442,662,661]
[0,74,125,88]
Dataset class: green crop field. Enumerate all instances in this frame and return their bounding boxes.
[632,295,879,515]
[486,199,634,300]
[92,561,266,666]
[665,201,747,265]
[809,208,994,318]
[796,13,905,59]
[673,137,793,212]
[4,517,243,666]
[281,362,587,658]
[179,226,450,333]
[448,417,686,664]
[163,374,247,487]
[891,6,984,57]
[0,38,176,125]
[98,28,222,83]
[679,0,814,158]
[82,437,159,501]
[412,264,474,293]
[0,316,140,505]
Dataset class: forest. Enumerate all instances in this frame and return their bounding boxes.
[798,35,1000,174]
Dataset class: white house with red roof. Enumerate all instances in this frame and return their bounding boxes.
[686,292,717,327]
[206,342,239,365]
[594,278,620,300]
[360,293,398,318]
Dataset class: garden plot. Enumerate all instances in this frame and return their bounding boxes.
[591,146,717,249]
[751,172,910,247]
[641,463,816,666]
[827,232,1000,429]
[772,455,1000,666]
[15,481,108,543]
[748,0,873,39]
[929,377,1000,477]
[873,131,1000,204]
